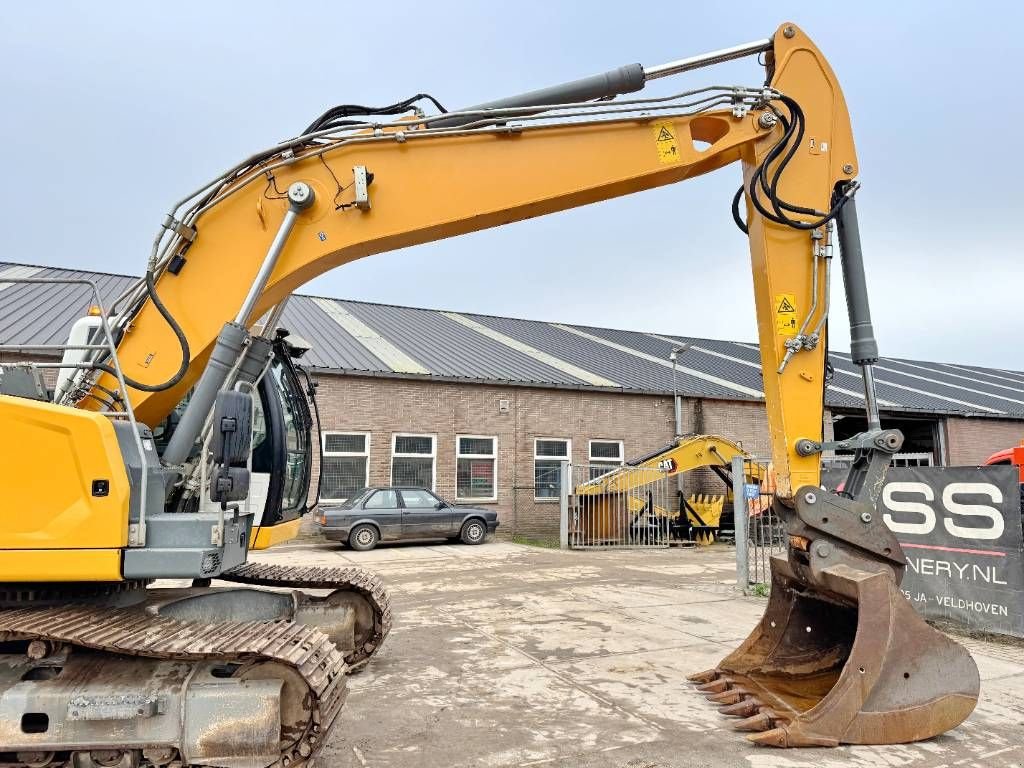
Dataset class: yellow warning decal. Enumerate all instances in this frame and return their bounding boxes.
[652,121,682,164]
[775,293,798,335]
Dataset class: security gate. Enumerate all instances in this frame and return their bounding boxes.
[562,463,672,548]
[731,455,783,590]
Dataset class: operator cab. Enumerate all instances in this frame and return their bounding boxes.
[152,329,318,539]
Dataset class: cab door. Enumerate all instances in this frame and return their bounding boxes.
[399,489,453,539]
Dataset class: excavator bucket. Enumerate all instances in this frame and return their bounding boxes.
[691,489,980,747]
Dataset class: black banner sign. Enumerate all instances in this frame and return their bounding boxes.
[877,466,1024,637]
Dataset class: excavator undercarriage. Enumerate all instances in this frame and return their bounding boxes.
[0,565,391,767]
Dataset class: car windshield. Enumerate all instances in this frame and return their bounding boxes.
[331,488,372,509]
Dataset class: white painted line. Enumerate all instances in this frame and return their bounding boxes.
[946,363,1024,385]
[312,297,430,375]
[826,364,1002,413]
[648,334,902,409]
[0,265,42,293]
[444,313,621,388]
[648,334,761,370]
[870,358,1024,397]
[555,324,763,399]
[865,363,1023,406]
[870,377,1001,413]
[829,353,1021,408]
[827,382,899,408]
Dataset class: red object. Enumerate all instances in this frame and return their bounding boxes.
[983,443,1024,482]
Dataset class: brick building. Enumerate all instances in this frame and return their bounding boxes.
[3,261,1024,540]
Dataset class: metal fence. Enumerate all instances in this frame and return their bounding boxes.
[731,455,783,590]
[732,453,938,590]
[561,462,672,548]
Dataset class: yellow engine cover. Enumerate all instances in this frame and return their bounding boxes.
[0,395,130,580]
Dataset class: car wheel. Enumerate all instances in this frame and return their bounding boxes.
[349,524,379,552]
[460,519,487,545]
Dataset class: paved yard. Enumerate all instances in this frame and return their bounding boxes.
[249,539,1024,768]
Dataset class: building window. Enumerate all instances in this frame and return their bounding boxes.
[321,432,370,502]
[534,438,571,500]
[456,435,497,501]
[588,439,624,479]
[391,433,436,490]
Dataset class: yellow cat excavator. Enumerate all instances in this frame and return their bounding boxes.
[572,434,757,545]
[0,21,979,765]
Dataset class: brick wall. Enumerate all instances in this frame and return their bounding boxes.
[944,417,1024,466]
[309,373,780,540]
[23,346,1012,539]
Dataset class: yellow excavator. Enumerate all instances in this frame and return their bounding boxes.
[0,20,980,765]
[572,434,757,545]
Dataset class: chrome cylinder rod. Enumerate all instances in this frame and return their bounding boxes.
[434,33,773,131]
[257,296,291,339]
[643,38,772,81]
[862,365,882,432]
[234,182,314,326]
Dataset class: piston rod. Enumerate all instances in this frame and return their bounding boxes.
[433,34,774,130]
[643,38,773,81]
[164,184,313,468]
[234,182,314,326]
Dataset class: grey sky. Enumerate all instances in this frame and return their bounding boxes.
[2,2,1020,368]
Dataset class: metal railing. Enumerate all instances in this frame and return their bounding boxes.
[820,452,935,492]
[0,276,150,546]
[561,462,672,549]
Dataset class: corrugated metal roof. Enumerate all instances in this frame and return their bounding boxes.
[0,264,135,347]
[2,260,1022,419]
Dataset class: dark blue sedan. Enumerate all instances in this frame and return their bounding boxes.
[314,486,499,551]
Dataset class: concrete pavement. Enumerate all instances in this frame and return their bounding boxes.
[249,540,1024,768]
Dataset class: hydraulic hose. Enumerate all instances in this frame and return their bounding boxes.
[93,270,191,393]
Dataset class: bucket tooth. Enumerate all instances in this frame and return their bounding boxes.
[697,678,730,694]
[747,727,790,747]
[687,669,719,684]
[709,688,746,704]
[733,711,773,732]
[719,698,760,717]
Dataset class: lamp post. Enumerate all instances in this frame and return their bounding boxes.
[668,343,690,439]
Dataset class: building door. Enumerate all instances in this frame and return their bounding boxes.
[830,412,941,464]
[399,488,453,538]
